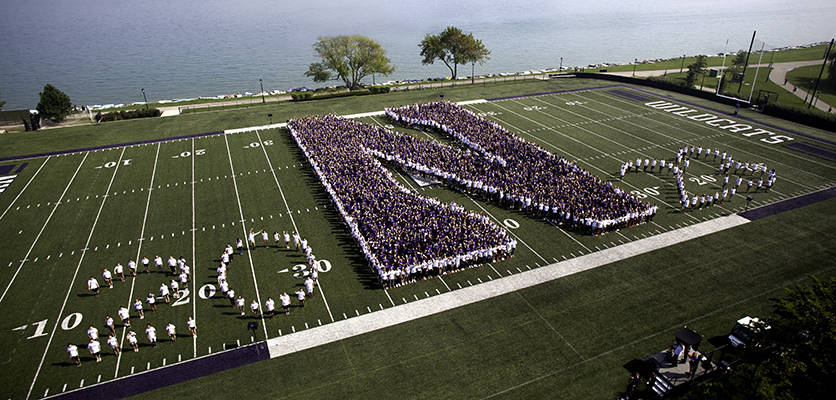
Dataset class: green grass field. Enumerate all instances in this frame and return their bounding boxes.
[1,79,835,400]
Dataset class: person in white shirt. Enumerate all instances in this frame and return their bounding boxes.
[147,293,157,312]
[118,306,131,327]
[114,263,124,282]
[88,338,102,362]
[187,317,197,338]
[293,231,301,251]
[236,238,244,255]
[128,259,137,277]
[87,276,100,297]
[236,296,246,316]
[107,335,120,355]
[304,277,314,298]
[165,323,176,341]
[283,231,291,249]
[261,230,270,248]
[296,289,305,308]
[168,256,177,275]
[87,326,98,341]
[160,283,170,304]
[179,272,189,290]
[280,292,291,315]
[248,230,256,249]
[155,255,164,273]
[127,330,139,352]
[67,343,80,366]
[145,324,157,347]
[103,268,113,288]
[265,297,275,319]
[273,231,281,248]
[141,256,150,274]
[250,300,260,316]
[134,299,144,320]
[171,280,179,299]
[105,315,115,335]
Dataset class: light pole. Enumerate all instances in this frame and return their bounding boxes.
[259,79,265,103]
[141,88,148,109]
[559,57,562,72]
[632,58,637,76]
[472,63,475,85]
[680,55,686,73]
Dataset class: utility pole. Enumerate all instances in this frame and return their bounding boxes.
[738,31,756,93]
[808,38,834,109]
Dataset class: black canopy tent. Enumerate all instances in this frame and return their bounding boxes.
[673,327,703,351]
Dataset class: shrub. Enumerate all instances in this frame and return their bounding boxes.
[96,108,160,122]
[646,75,688,87]
[763,102,836,132]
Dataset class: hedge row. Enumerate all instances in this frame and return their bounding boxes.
[646,75,689,87]
[290,86,390,102]
[96,108,161,122]
[763,102,836,132]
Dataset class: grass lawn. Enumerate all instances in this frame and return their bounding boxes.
[1,77,835,400]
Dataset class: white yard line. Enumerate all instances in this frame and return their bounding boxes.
[26,148,125,400]
[191,138,197,358]
[0,156,50,221]
[224,133,268,338]
[265,215,749,359]
[114,143,160,378]
[462,193,549,264]
[254,129,335,324]
[0,154,86,305]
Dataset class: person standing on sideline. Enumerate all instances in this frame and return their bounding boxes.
[87,276,100,297]
[280,292,291,315]
[127,330,139,352]
[166,322,176,341]
[187,317,197,337]
[107,335,120,356]
[67,343,81,367]
[296,288,306,308]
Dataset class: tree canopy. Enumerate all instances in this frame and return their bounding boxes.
[304,35,395,90]
[36,84,72,122]
[419,27,490,79]
[685,55,708,88]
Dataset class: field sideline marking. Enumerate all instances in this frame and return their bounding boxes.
[0,156,50,221]
[26,148,125,400]
[114,142,161,378]
[265,215,749,360]
[0,155,81,305]
[224,132,269,339]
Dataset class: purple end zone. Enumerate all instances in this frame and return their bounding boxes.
[783,142,836,163]
[0,164,14,175]
[738,187,836,221]
[49,343,270,400]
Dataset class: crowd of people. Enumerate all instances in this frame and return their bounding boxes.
[287,101,658,286]
[619,145,777,212]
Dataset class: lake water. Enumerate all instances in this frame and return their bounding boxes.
[1,0,834,110]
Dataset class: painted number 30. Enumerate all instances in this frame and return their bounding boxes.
[293,260,332,278]
[630,187,660,199]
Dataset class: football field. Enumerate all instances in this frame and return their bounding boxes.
[2,83,835,399]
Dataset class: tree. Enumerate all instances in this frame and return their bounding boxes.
[419,27,490,80]
[305,35,395,90]
[827,49,835,89]
[0,90,6,110]
[36,84,73,122]
[685,55,708,88]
